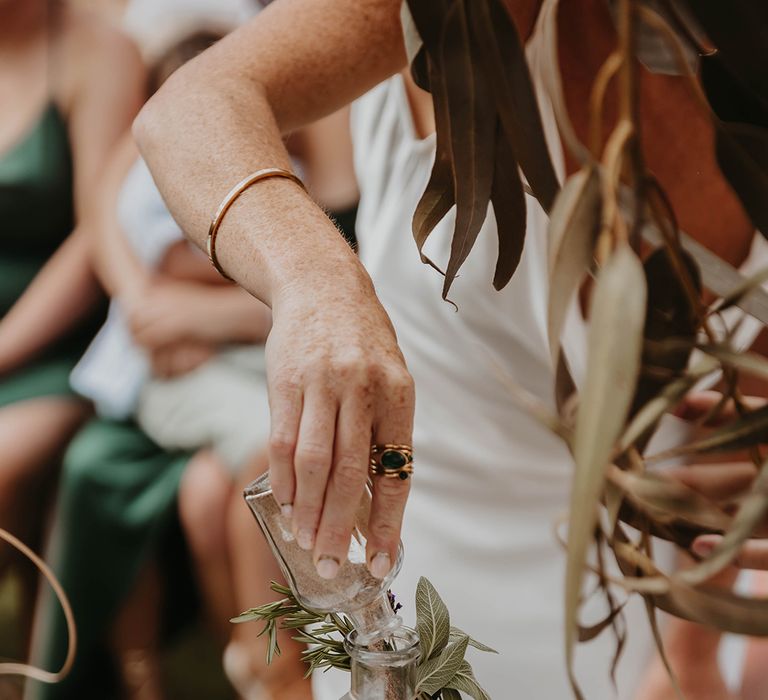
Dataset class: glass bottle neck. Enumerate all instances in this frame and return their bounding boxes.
[346,593,402,645]
[343,628,420,700]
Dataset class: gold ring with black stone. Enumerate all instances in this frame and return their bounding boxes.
[369,444,414,480]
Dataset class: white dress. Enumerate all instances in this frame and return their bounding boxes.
[314,63,657,700]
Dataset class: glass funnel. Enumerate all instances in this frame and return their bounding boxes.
[244,472,404,642]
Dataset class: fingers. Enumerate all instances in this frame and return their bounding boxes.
[267,376,302,518]
[313,395,373,579]
[674,391,766,425]
[366,368,415,579]
[665,462,758,500]
[693,535,768,570]
[290,385,338,557]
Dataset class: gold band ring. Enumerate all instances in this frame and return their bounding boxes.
[369,444,413,480]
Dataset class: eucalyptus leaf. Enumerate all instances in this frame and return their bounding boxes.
[445,660,492,700]
[578,602,626,643]
[547,167,602,363]
[416,576,451,661]
[647,403,768,461]
[676,456,768,586]
[416,636,469,695]
[490,122,527,290]
[566,245,647,696]
[467,0,559,212]
[657,579,768,637]
[410,0,454,274]
[607,466,731,533]
[617,360,716,454]
[440,0,496,299]
[712,266,768,314]
[612,526,768,636]
[699,344,768,384]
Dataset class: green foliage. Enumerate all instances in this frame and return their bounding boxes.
[233,577,495,698]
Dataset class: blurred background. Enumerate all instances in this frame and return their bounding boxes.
[0,0,361,695]
[0,3,244,697]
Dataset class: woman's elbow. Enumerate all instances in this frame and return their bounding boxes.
[132,89,165,158]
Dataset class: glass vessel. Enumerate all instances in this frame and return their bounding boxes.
[340,627,420,700]
[244,472,404,643]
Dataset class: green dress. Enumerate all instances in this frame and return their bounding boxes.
[0,109,195,698]
[0,105,91,406]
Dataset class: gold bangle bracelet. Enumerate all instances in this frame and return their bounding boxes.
[206,167,306,280]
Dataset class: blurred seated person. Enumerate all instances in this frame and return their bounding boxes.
[0,0,142,641]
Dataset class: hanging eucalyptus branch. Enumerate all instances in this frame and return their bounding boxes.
[403,0,768,697]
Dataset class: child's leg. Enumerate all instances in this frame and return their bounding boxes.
[111,561,164,700]
[228,452,312,700]
[177,449,237,643]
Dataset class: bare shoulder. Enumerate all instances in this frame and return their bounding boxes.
[53,6,144,110]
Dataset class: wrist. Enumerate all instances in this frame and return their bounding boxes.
[212,178,366,307]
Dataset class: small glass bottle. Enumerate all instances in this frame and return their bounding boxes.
[244,472,404,643]
[340,627,420,700]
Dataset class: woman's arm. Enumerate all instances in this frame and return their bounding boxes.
[135,0,413,580]
[88,134,150,298]
[0,15,145,373]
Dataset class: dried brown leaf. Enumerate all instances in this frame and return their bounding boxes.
[490,122,527,290]
[467,0,560,212]
[648,403,768,461]
[440,0,496,298]
[676,456,768,585]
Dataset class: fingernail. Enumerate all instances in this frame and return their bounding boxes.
[692,537,717,557]
[297,529,315,551]
[316,556,340,580]
[370,552,391,579]
[280,503,293,519]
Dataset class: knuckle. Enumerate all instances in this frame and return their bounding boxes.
[294,444,332,473]
[385,367,415,398]
[271,375,301,398]
[318,523,352,551]
[269,434,296,460]
[332,458,367,497]
[370,518,399,544]
[329,351,367,379]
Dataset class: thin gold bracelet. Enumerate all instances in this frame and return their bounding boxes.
[206,167,306,280]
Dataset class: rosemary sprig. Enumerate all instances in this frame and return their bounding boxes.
[231,581,355,674]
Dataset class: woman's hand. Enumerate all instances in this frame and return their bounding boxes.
[266,278,414,580]
[673,391,768,570]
